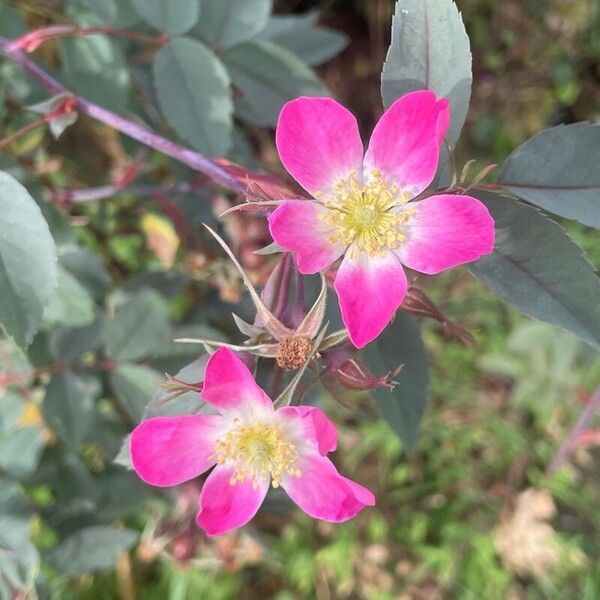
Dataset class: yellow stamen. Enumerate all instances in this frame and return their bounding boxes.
[213,422,301,489]
[320,169,414,256]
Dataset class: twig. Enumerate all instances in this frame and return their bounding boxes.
[0,114,48,149]
[52,181,198,204]
[0,35,245,194]
[546,384,600,475]
[6,25,166,53]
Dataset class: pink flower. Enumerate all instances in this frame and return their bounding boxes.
[268,91,495,348]
[130,347,374,536]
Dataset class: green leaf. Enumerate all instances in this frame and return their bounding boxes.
[43,371,100,448]
[45,526,138,576]
[153,37,233,156]
[0,172,58,350]
[49,317,104,362]
[469,192,600,348]
[104,289,170,361]
[151,324,224,373]
[0,2,26,38]
[196,0,272,50]
[43,266,95,329]
[0,427,44,479]
[261,12,348,66]
[110,364,163,423]
[59,245,111,301]
[223,39,328,127]
[68,0,125,24]
[0,393,44,478]
[363,312,429,451]
[60,26,131,113]
[498,123,600,229]
[67,0,118,23]
[130,0,199,35]
[381,0,472,146]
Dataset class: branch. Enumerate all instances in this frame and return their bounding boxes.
[546,384,600,475]
[0,35,245,194]
[52,181,199,204]
[6,25,166,52]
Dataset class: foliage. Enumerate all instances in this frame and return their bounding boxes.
[0,0,599,597]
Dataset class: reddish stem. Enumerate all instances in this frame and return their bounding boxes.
[52,181,198,205]
[546,384,600,475]
[7,25,166,53]
[0,114,48,149]
[0,34,245,194]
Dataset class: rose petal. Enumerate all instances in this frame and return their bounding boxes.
[131,415,224,487]
[196,465,269,536]
[281,453,375,522]
[364,90,449,198]
[276,97,364,196]
[396,194,495,274]
[268,200,346,274]
[202,348,273,415]
[334,247,408,348]
[276,405,337,455]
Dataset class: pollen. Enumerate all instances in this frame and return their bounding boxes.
[321,169,414,256]
[213,422,301,488]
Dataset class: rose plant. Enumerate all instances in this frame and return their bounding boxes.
[0,0,599,594]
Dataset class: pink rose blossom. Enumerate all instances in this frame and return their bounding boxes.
[268,90,495,348]
[130,347,374,536]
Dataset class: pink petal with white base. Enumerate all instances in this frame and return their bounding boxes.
[131,415,224,487]
[364,90,449,197]
[276,97,364,196]
[202,348,273,415]
[334,248,408,348]
[396,194,495,275]
[196,465,269,536]
[281,454,375,522]
[268,200,345,274]
[277,405,337,455]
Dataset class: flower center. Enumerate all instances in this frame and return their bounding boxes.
[213,422,301,488]
[319,169,414,256]
[276,335,312,370]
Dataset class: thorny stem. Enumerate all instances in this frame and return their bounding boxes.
[546,384,600,475]
[0,35,245,194]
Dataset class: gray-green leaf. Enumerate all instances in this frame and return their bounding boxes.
[46,526,138,576]
[470,192,600,348]
[153,37,233,156]
[261,13,348,66]
[43,371,100,448]
[110,364,163,423]
[196,0,272,50]
[223,39,328,127]
[43,266,95,329]
[130,0,199,35]
[0,172,58,350]
[60,28,131,113]
[381,0,472,146]
[104,289,170,361]
[363,312,429,451]
[498,123,600,229]
[0,428,44,479]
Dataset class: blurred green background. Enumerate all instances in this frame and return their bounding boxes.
[2,0,600,598]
